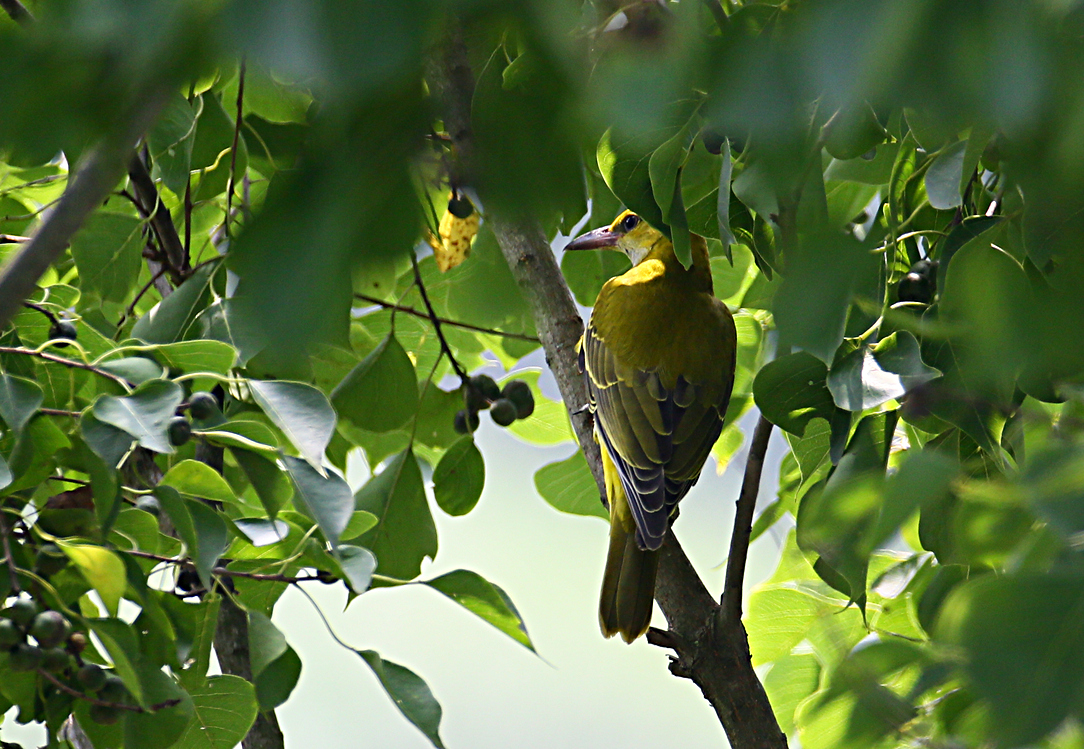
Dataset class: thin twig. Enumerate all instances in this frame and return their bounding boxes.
[720,414,774,624]
[124,548,326,584]
[225,60,246,241]
[0,346,131,387]
[40,407,82,418]
[0,234,30,244]
[410,253,469,381]
[38,670,181,713]
[354,293,540,343]
[22,300,60,326]
[116,265,169,331]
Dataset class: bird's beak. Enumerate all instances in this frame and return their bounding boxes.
[565,226,619,251]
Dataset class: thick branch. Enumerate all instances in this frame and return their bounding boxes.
[0,0,32,25]
[0,91,169,330]
[215,594,284,749]
[127,152,188,280]
[429,27,786,749]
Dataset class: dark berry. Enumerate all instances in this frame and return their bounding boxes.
[897,272,934,304]
[448,194,475,219]
[8,642,42,671]
[78,663,107,691]
[89,702,123,725]
[98,674,128,703]
[49,320,78,347]
[7,598,37,627]
[490,398,518,427]
[167,416,192,446]
[470,374,501,402]
[187,391,219,420]
[501,380,534,419]
[453,409,479,435]
[41,646,71,673]
[0,618,22,647]
[68,632,87,654]
[30,610,71,648]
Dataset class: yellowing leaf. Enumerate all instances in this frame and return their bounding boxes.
[57,541,127,616]
[434,204,479,273]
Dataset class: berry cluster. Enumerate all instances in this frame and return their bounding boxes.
[1,597,131,723]
[454,375,535,434]
[166,390,222,447]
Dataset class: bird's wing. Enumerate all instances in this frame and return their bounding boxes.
[582,322,731,551]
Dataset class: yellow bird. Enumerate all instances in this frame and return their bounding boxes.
[565,211,736,642]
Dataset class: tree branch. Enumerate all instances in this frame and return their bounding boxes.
[0,91,170,331]
[127,151,188,281]
[0,0,32,25]
[428,27,786,749]
[410,253,469,382]
[354,293,540,343]
[721,415,774,623]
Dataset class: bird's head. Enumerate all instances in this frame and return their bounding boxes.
[564,210,665,266]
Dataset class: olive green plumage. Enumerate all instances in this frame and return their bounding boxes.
[566,210,736,643]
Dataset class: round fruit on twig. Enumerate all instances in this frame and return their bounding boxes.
[454,409,479,435]
[501,380,534,419]
[168,416,192,446]
[490,398,518,427]
[187,391,219,420]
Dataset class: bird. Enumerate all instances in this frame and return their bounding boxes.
[564,210,736,642]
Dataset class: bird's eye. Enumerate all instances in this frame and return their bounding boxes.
[620,214,640,232]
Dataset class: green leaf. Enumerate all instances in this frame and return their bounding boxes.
[355,450,436,580]
[228,520,286,551]
[717,138,736,254]
[231,448,291,517]
[188,500,229,591]
[533,451,607,520]
[358,649,445,749]
[283,455,354,548]
[88,618,145,706]
[0,453,11,492]
[93,379,184,454]
[248,611,302,711]
[249,380,335,472]
[57,541,126,616]
[0,374,43,433]
[937,573,1084,746]
[925,140,968,210]
[597,127,666,230]
[432,437,485,516]
[506,370,572,446]
[648,117,695,226]
[155,484,196,553]
[827,332,941,411]
[331,334,417,433]
[150,340,237,376]
[82,411,136,468]
[754,352,838,436]
[124,662,195,749]
[132,263,216,344]
[70,212,144,303]
[773,232,875,363]
[424,569,534,652]
[177,675,258,749]
[336,544,377,593]
[98,357,165,384]
[763,652,821,735]
[161,459,237,505]
[147,93,197,196]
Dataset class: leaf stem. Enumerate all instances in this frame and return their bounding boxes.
[410,252,469,382]
[354,293,540,343]
[0,346,132,388]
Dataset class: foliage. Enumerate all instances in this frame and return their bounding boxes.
[3,0,1084,748]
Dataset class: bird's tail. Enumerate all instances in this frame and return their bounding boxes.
[598,444,658,643]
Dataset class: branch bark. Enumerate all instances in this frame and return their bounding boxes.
[127,151,188,281]
[0,92,169,330]
[429,27,786,749]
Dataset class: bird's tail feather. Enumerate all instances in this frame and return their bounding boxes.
[599,513,659,643]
